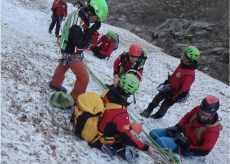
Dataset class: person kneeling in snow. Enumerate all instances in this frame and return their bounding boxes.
[89,74,157,162]
[140,46,200,119]
[149,95,222,157]
[106,43,147,89]
[90,30,116,59]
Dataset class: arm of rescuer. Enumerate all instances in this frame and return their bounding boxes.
[91,35,104,49]
[176,106,219,156]
[69,20,101,49]
[172,75,194,102]
[99,39,114,56]
[113,112,157,156]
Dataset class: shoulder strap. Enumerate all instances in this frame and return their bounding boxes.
[190,113,221,145]
[118,52,129,74]
[189,113,198,123]
[101,89,126,110]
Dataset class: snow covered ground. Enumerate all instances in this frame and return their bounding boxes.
[1,0,229,163]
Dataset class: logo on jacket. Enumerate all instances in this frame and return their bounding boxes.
[123,125,130,130]
[176,72,181,78]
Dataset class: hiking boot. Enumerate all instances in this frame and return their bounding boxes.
[140,108,153,118]
[48,29,52,34]
[150,113,164,119]
[49,81,67,93]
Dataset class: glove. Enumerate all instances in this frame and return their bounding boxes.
[91,46,100,54]
[113,74,120,87]
[166,96,175,106]
[174,134,190,151]
[166,124,181,137]
[90,21,101,32]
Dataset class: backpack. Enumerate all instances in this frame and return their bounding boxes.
[70,90,125,143]
[50,91,74,109]
[189,113,223,145]
[119,49,147,75]
[103,33,119,51]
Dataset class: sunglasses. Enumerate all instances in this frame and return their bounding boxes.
[129,54,139,58]
[198,110,212,119]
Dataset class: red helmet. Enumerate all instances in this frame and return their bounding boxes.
[200,95,219,115]
[129,43,142,57]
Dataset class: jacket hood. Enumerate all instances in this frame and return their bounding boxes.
[197,112,219,125]
[79,9,89,26]
[106,87,131,107]
[180,60,198,70]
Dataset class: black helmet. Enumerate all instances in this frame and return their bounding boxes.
[200,95,219,115]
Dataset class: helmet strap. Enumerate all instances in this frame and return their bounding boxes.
[209,115,214,120]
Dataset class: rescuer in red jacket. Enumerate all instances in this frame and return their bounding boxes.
[89,74,157,162]
[149,95,221,157]
[141,46,200,119]
[90,30,115,59]
[49,0,68,37]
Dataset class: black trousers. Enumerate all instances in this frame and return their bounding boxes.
[49,14,63,36]
[92,46,107,59]
[147,91,174,117]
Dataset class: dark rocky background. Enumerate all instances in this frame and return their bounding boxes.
[68,0,229,85]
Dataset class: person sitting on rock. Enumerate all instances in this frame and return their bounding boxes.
[140,46,200,119]
[90,30,116,59]
[149,95,222,157]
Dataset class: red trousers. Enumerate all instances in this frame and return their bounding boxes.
[52,54,89,103]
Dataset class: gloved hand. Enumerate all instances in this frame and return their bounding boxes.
[166,125,181,137]
[90,21,101,32]
[113,74,120,87]
[166,96,175,106]
[146,146,158,157]
[91,46,100,54]
[174,134,190,151]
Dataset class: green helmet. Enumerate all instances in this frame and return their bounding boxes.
[90,0,108,21]
[119,74,140,96]
[183,46,200,61]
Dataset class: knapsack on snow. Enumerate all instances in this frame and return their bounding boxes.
[70,90,124,143]
[50,91,74,109]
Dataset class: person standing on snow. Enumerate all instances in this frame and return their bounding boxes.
[90,30,116,59]
[49,0,108,104]
[140,46,200,119]
[49,0,68,37]
[149,95,222,157]
[89,74,157,162]
[106,43,147,88]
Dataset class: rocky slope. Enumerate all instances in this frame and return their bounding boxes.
[102,0,229,85]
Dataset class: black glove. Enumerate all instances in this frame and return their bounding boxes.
[90,21,101,32]
[174,134,190,151]
[166,126,179,137]
[166,96,175,106]
[92,46,100,54]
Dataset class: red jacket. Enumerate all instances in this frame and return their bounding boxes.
[98,94,149,151]
[178,106,219,156]
[91,35,115,56]
[53,0,67,16]
[170,64,195,101]
[113,54,143,81]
